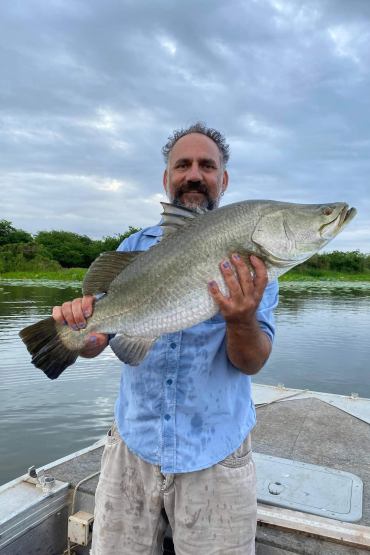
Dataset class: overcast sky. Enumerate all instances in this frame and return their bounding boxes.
[1,0,369,252]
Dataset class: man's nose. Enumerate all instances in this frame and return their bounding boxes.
[187,163,202,182]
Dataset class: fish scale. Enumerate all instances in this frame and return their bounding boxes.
[88,211,240,335]
[19,199,356,379]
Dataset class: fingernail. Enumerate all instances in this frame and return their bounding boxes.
[72,324,78,330]
[62,321,67,326]
[89,336,97,344]
[78,323,85,328]
[209,281,215,287]
[251,255,257,261]
[84,311,90,317]
[234,254,241,259]
[223,262,229,269]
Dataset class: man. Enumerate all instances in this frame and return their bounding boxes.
[52,123,279,555]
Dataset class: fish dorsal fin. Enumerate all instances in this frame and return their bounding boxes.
[82,251,142,295]
[159,202,207,241]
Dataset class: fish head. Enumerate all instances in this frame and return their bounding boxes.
[252,202,357,267]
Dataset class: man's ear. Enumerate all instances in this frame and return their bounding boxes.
[163,169,168,193]
[222,170,229,194]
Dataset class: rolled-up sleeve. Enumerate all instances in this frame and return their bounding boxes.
[256,280,279,344]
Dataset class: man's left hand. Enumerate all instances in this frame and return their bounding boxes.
[208,253,268,326]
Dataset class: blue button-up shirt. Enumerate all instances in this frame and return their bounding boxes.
[114,225,279,473]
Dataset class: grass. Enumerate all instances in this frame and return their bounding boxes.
[279,269,370,282]
[0,268,87,281]
[1,268,370,282]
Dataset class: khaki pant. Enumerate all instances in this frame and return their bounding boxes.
[91,421,257,555]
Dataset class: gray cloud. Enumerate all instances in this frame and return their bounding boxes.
[0,0,369,251]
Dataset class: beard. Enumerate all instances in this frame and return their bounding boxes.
[169,181,222,211]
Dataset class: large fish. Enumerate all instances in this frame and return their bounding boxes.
[20,200,356,379]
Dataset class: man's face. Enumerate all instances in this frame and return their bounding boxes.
[163,133,228,211]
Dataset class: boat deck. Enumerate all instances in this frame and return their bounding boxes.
[37,392,370,554]
[253,396,370,554]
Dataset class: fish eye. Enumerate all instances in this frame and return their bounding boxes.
[323,207,332,216]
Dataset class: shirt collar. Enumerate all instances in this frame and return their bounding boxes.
[142,221,163,237]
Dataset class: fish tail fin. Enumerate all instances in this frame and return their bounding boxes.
[19,317,85,380]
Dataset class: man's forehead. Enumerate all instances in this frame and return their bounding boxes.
[170,133,221,164]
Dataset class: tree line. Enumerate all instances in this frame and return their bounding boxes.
[0,219,369,274]
[294,251,370,274]
[0,220,141,273]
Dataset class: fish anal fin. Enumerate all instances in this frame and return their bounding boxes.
[82,251,142,295]
[109,334,159,366]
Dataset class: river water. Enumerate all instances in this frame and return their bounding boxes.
[1,279,369,486]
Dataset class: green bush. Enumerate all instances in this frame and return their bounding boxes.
[0,243,61,273]
[34,230,94,268]
[0,220,33,246]
[88,227,142,262]
[0,222,143,273]
[295,250,370,274]
[34,226,142,268]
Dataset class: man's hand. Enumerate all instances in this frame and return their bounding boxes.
[207,253,268,325]
[52,295,108,358]
[207,253,271,375]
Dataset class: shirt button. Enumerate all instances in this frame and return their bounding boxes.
[170,343,177,349]
[167,379,173,385]
[164,414,171,421]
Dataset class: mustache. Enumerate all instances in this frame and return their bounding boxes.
[175,182,210,198]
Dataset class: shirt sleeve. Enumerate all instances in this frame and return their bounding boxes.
[256,279,279,344]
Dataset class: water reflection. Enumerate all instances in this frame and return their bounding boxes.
[257,287,370,399]
[0,280,370,486]
[0,281,122,486]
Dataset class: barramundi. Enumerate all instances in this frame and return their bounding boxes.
[19,200,357,379]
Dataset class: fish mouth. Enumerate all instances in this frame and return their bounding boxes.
[341,206,357,227]
[320,205,357,239]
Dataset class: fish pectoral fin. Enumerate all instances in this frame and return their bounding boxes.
[82,251,142,295]
[109,334,159,366]
[158,202,206,241]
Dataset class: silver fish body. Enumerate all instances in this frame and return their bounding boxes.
[19,199,357,379]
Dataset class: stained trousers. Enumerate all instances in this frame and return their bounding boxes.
[91,421,257,555]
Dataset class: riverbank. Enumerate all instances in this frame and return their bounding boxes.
[0,268,87,281]
[279,270,370,281]
[1,268,369,282]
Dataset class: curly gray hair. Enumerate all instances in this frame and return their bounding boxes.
[162,122,230,170]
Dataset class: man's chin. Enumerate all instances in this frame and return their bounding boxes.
[180,193,206,210]
[170,192,220,211]
[176,199,209,211]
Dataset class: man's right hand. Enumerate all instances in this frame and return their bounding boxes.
[52,295,108,358]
